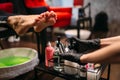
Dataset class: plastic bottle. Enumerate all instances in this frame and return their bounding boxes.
[45,41,54,67]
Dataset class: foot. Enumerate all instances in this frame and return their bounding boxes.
[7,11,57,35]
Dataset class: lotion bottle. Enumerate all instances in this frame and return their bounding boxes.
[45,41,54,67]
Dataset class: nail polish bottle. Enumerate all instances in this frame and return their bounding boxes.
[45,41,54,67]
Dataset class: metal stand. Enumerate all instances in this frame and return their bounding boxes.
[35,28,47,63]
[77,2,92,39]
[107,64,111,80]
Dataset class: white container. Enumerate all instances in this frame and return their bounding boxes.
[65,29,91,40]
[64,60,79,75]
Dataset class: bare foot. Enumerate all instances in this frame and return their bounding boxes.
[7,11,57,35]
[33,11,57,32]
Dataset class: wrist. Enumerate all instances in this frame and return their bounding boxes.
[80,54,88,63]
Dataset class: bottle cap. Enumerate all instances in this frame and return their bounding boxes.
[47,41,51,46]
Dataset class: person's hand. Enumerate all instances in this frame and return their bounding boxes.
[67,37,100,53]
[59,52,86,65]
[7,11,57,35]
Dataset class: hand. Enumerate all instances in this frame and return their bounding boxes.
[67,37,100,53]
[59,52,86,65]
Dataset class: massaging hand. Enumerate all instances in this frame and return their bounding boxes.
[67,37,100,53]
[59,52,86,65]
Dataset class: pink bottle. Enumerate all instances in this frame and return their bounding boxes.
[45,41,54,67]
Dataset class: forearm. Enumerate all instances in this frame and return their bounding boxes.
[100,36,120,47]
[80,42,120,63]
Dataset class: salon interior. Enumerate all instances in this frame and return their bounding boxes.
[0,0,120,80]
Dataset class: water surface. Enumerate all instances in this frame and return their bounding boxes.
[0,56,30,68]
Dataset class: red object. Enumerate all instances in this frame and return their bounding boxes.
[45,42,54,67]
[0,2,13,13]
[24,0,72,28]
[74,0,84,6]
[48,7,72,28]
[24,0,48,8]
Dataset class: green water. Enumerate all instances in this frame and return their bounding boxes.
[0,56,30,68]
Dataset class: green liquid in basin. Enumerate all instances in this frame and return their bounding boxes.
[0,56,30,68]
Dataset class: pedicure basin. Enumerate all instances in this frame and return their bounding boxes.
[0,47,39,79]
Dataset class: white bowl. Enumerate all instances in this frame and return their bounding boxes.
[65,29,91,40]
[0,47,39,79]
